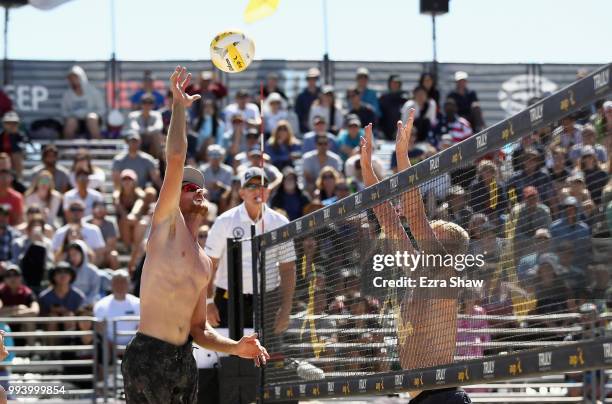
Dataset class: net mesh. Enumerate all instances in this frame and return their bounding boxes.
[254,65,612,392]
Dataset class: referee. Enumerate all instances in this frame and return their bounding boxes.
[204,167,296,334]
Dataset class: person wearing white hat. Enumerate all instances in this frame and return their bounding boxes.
[263,92,289,135]
[121,67,268,404]
[447,70,479,124]
[0,111,25,179]
[355,66,381,117]
[295,67,322,133]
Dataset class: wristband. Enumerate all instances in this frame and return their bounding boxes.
[206,298,215,305]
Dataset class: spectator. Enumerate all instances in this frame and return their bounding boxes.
[111,132,162,190]
[68,149,106,192]
[217,176,242,214]
[447,71,479,125]
[127,93,164,160]
[32,144,71,193]
[260,72,288,101]
[94,269,140,346]
[308,86,344,134]
[469,160,508,226]
[378,75,408,140]
[113,169,146,248]
[315,166,343,202]
[419,72,440,108]
[38,261,84,317]
[236,147,283,190]
[512,132,545,172]
[295,67,321,134]
[345,155,384,192]
[302,134,343,193]
[555,114,583,148]
[579,146,609,206]
[130,71,164,110]
[511,186,552,254]
[533,259,570,316]
[550,196,591,270]
[223,89,261,128]
[66,240,101,305]
[192,99,225,161]
[301,115,339,154]
[61,65,104,139]
[549,146,571,184]
[11,213,53,292]
[435,98,473,144]
[264,120,301,170]
[0,205,19,262]
[105,109,125,139]
[200,145,233,204]
[86,201,120,270]
[186,70,228,105]
[507,148,554,206]
[52,200,105,263]
[346,87,376,130]
[593,100,612,147]
[446,185,473,230]
[0,153,24,194]
[455,289,490,358]
[270,166,310,221]
[24,170,62,227]
[401,86,437,143]
[0,264,39,346]
[220,114,249,158]
[63,169,103,217]
[0,112,24,179]
[569,124,607,165]
[263,92,290,136]
[231,128,262,169]
[0,169,23,226]
[337,115,364,161]
[15,205,53,238]
[516,230,552,283]
[354,67,380,117]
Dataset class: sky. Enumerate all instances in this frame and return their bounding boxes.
[5,0,612,63]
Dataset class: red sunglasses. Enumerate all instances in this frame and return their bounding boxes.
[181,183,201,193]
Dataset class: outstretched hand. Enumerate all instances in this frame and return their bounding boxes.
[396,108,415,167]
[359,123,374,171]
[169,66,201,108]
[234,333,270,367]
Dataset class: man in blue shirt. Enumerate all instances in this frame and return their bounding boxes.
[337,115,364,161]
[130,71,165,110]
[38,262,85,317]
[355,67,380,118]
[550,196,591,270]
[295,68,321,134]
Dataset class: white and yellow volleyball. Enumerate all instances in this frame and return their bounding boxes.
[210,30,255,74]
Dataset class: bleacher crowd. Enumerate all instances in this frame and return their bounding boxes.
[0,64,609,398]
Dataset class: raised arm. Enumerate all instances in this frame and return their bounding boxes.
[151,66,200,226]
[360,124,412,245]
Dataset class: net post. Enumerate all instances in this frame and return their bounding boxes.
[228,237,244,341]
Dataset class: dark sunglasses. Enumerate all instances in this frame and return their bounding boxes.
[181,183,201,193]
[70,207,84,212]
[322,174,335,180]
[317,142,328,146]
[243,183,266,190]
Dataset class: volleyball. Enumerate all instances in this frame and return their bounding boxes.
[209,30,255,74]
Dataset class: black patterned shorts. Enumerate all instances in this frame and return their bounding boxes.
[121,332,198,404]
[410,388,472,404]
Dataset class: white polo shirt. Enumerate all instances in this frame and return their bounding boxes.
[205,203,296,294]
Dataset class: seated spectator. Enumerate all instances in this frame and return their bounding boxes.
[0,264,39,346]
[63,170,103,217]
[264,120,301,169]
[579,146,609,206]
[192,99,225,161]
[419,72,440,109]
[507,148,554,206]
[512,132,545,172]
[113,169,145,246]
[14,206,53,240]
[199,145,232,204]
[550,196,591,271]
[66,240,101,305]
[32,144,71,193]
[68,149,106,192]
[236,147,283,190]
[130,71,165,110]
[218,176,242,214]
[105,109,125,139]
[52,200,105,264]
[295,67,321,134]
[111,132,162,190]
[260,72,288,101]
[301,115,339,154]
[24,171,63,227]
[302,134,343,193]
[94,269,140,346]
[533,259,570,318]
[435,98,473,144]
[86,201,120,270]
[511,186,552,255]
[446,185,473,230]
[263,92,290,136]
[447,71,478,125]
[61,65,104,139]
[0,169,22,227]
[308,86,344,134]
[38,261,85,318]
[315,166,343,202]
[336,115,363,161]
[346,87,376,131]
[549,146,571,185]
[0,112,25,179]
[354,67,380,117]
[594,100,612,147]
[378,75,408,140]
[455,289,490,358]
[401,86,437,142]
[11,213,52,292]
[554,113,583,148]
[186,70,228,107]
[517,229,552,284]
[127,93,164,159]
[569,124,607,165]
[271,167,310,221]
[556,241,587,290]
[469,160,508,227]
[223,89,260,128]
[345,155,384,192]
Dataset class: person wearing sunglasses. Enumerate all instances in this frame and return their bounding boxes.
[121,67,268,404]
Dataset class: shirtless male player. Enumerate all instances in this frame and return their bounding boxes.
[360,110,472,403]
[121,66,269,404]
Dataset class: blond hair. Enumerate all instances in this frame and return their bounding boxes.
[430,219,470,256]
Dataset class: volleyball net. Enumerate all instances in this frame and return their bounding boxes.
[253,63,612,401]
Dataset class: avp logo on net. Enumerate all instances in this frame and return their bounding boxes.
[483,360,495,377]
[529,104,543,124]
[429,156,440,172]
[538,352,552,369]
[476,132,488,150]
[435,368,446,383]
[593,70,609,91]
